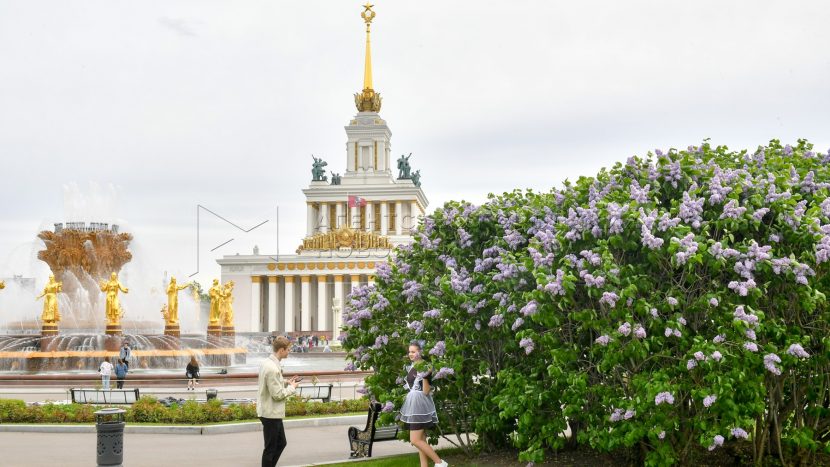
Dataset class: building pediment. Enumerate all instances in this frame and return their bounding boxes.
[297,225,391,253]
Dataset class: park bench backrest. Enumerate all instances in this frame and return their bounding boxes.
[70,388,140,404]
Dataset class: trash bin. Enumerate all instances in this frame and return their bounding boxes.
[94,408,125,466]
[206,388,218,401]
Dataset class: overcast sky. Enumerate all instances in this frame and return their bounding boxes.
[1,0,829,289]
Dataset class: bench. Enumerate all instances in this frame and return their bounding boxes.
[295,383,333,403]
[348,401,400,458]
[70,388,140,404]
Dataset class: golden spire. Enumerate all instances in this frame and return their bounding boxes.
[355,2,382,112]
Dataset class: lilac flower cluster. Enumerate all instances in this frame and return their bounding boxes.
[450,268,472,293]
[679,191,705,228]
[372,335,389,350]
[617,322,631,336]
[376,261,392,281]
[633,325,647,339]
[519,337,535,354]
[407,320,424,334]
[720,199,747,219]
[708,435,725,451]
[488,314,504,328]
[402,280,422,303]
[599,292,620,308]
[655,392,675,405]
[629,180,651,204]
[423,309,441,319]
[606,202,628,234]
[433,367,455,380]
[787,343,810,358]
[711,351,723,361]
[764,353,782,375]
[674,233,699,265]
[731,428,749,439]
[381,401,395,413]
[544,269,567,296]
[579,269,606,288]
[520,301,538,316]
[595,335,611,346]
[456,227,473,248]
[511,318,524,331]
[429,341,446,357]
[703,395,717,407]
[664,327,682,338]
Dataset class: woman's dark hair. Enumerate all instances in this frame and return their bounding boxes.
[408,340,422,350]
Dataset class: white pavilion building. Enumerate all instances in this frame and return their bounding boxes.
[217,5,428,336]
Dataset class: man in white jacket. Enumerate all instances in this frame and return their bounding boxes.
[257,336,299,467]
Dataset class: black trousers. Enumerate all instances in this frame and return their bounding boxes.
[260,417,287,467]
[116,377,125,389]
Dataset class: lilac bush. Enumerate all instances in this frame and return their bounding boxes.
[342,140,830,465]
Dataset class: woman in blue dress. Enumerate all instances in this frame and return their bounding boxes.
[398,341,448,467]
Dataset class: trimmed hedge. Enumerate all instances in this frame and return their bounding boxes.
[0,396,369,425]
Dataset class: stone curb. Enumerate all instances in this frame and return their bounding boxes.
[0,414,364,435]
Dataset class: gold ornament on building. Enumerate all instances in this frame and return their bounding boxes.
[354,3,382,112]
[297,225,391,252]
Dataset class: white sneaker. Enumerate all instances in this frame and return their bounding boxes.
[436,461,448,467]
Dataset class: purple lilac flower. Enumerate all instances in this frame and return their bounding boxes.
[687,359,697,370]
[595,335,611,346]
[674,233,699,265]
[623,409,636,420]
[678,317,687,326]
[520,301,539,316]
[752,208,770,221]
[433,367,455,379]
[629,180,651,204]
[488,314,504,328]
[745,329,756,341]
[711,351,723,361]
[607,202,628,234]
[599,292,620,308]
[372,335,389,349]
[713,334,725,343]
[679,191,705,229]
[657,213,681,231]
[345,362,357,371]
[764,354,782,375]
[519,337,535,354]
[709,298,719,307]
[457,227,473,248]
[407,320,424,334]
[720,199,747,219]
[787,343,810,358]
[633,325,647,339]
[618,322,632,336]
[650,308,659,318]
[655,392,675,405]
[731,428,749,439]
[423,309,441,319]
[609,408,624,422]
[658,431,666,440]
[544,269,566,296]
[429,341,446,357]
[667,297,678,307]
[694,351,706,361]
[402,280,422,303]
[703,395,717,407]
[381,401,395,413]
[376,261,392,281]
[511,318,524,331]
[708,435,725,451]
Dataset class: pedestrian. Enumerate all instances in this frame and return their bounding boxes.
[114,358,128,389]
[99,359,113,390]
[119,342,131,369]
[399,341,447,467]
[257,336,300,467]
[186,356,200,391]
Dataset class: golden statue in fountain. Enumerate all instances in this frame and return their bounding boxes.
[36,275,63,326]
[165,276,190,326]
[99,272,128,329]
[0,280,5,290]
[207,279,223,335]
[220,280,235,328]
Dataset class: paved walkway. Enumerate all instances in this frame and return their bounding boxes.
[1,421,454,466]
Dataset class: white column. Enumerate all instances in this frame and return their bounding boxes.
[380,202,389,235]
[284,276,295,333]
[317,275,327,331]
[350,205,359,229]
[268,276,278,332]
[409,201,419,233]
[394,201,402,235]
[366,201,374,232]
[320,202,328,233]
[301,276,311,331]
[250,277,261,332]
[306,203,315,236]
[335,202,344,229]
[333,275,344,340]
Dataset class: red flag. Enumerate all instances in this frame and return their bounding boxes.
[348,195,366,208]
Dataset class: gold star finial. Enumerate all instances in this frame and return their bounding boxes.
[355,3,381,112]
